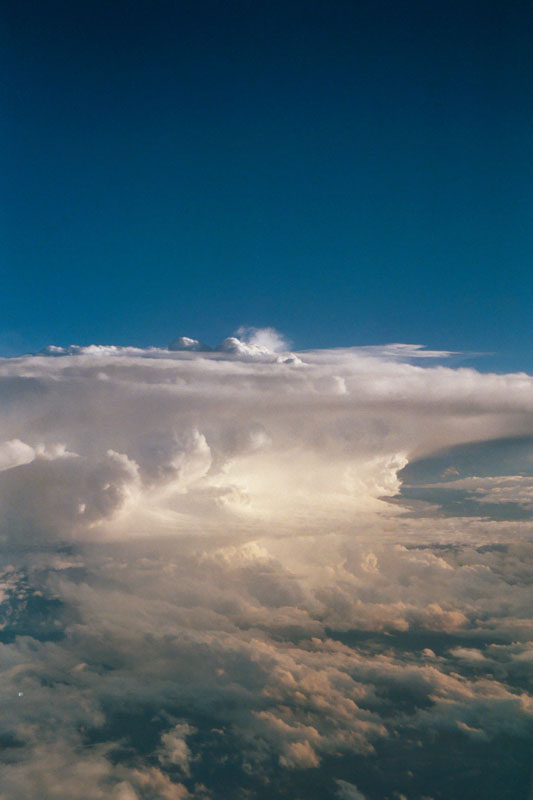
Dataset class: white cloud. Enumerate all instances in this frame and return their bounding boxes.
[234,326,290,352]
[0,335,532,798]
[0,439,75,472]
[0,439,36,471]
[168,338,212,352]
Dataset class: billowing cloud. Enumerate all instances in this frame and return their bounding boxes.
[168,337,212,353]
[0,332,531,799]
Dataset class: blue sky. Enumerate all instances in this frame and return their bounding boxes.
[4,0,533,370]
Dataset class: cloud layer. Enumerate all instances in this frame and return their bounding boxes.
[0,331,532,799]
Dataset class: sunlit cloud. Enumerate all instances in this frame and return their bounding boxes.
[0,330,532,799]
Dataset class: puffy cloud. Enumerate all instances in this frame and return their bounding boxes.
[158,723,197,776]
[0,449,139,546]
[0,439,36,471]
[164,327,290,358]
[215,327,297,362]
[335,781,367,800]
[168,338,212,352]
[0,334,532,799]
[0,439,75,472]
[234,326,290,352]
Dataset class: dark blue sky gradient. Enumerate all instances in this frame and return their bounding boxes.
[3,1,533,369]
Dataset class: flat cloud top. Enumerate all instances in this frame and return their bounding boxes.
[2,336,533,544]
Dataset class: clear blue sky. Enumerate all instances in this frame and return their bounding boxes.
[3,0,533,370]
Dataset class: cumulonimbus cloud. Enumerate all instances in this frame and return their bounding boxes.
[3,330,533,543]
[0,330,532,799]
